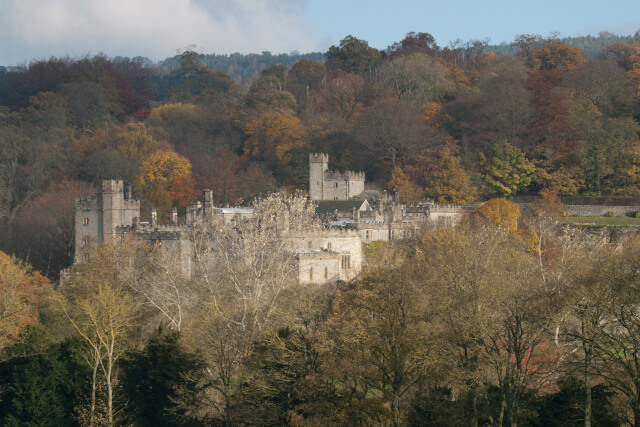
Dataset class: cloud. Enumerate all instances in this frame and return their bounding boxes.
[0,0,321,65]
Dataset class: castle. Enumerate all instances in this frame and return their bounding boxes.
[73,155,469,285]
[75,180,362,284]
[309,153,470,241]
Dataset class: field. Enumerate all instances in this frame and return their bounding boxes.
[560,216,640,226]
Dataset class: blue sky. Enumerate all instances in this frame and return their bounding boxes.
[0,0,639,66]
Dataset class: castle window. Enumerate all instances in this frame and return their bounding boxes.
[365,230,370,240]
[327,242,332,250]
[325,267,328,279]
[334,197,338,200]
[341,254,351,270]
[82,217,90,226]
[310,267,313,280]
[335,182,338,188]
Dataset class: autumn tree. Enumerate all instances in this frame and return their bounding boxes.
[287,59,326,103]
[376,54,456,105]
[0,181,94,278]
[0,252,50,349]
[136,150,196,220]
[480,141,535,196]
[352,99,440,181]
[388,166,424,204]
[326,265,430,425]
[424,147,477,204]
[474,198,522,234]
[242,110,309,186]
[114,122,168,161]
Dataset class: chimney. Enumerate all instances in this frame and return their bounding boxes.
[125,184,132,201]
[203,189,214,217]
[170,207,178,225]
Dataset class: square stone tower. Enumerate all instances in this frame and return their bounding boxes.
[309,153,329,200]
[75,180,140,262]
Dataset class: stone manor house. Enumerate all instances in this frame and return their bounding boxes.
[74,154,467,285]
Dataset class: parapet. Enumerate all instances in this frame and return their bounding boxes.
[324,170,365,181]
[101,179,124,193]
[309,153,329,164]
[288,228,360,238]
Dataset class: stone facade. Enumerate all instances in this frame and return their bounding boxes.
[309,153,365,200]
[286,229,363,284]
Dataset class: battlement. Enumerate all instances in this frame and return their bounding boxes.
[324,170,365,181]
[76,196,99,209]
[289,228,360,238]
[298,250,339,259]
[101,179,124,193]
[309,153,329,164]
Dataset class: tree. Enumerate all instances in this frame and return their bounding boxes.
[120,327,205,426]
[59,241,141,426]
[0,181,94,278]
[114,122,168,161]
[480,141,535,196]
[474,198,521,234]
[242,110,309,186]
[185,193,319,422]
[136,150,196,220]
[352,99,440,182]
[0,252,50,350]
[326,266,429,425]
[424,147,477,204]
[388,167,424,204]
[0,325,89,426]
[326,35,382,74]
[287,59,326,103]
[386,32,440,60]
[376,54,455,105]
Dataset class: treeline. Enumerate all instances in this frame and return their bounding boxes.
[160,50,326,84]
[1,31,640,278]
[1,196,639,425]
[488,30,640,58]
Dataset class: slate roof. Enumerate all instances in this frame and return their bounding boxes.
[315,200,366,216]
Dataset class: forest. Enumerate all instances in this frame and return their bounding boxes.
[1,31,640,425]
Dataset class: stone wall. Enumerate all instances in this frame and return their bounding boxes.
[518,202,640,217]
[564,205,640,217]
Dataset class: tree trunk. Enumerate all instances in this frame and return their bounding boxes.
[90,352,99,427]
[584,347,592,427]
[106,348,113,427]
[469,386,478,427]
[498,393,505,427]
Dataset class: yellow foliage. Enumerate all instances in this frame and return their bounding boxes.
[146,103,198,121]
[0,251,50,347]
[243,110,308,165]
[136,151,192,188]
[474,198,521,234]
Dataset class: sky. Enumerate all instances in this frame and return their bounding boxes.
[1,0,639,66]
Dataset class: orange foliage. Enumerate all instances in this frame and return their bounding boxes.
[242,110,308,167]
[0,251,51,347]
[167,173,198,208]
[474,198,521,233]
